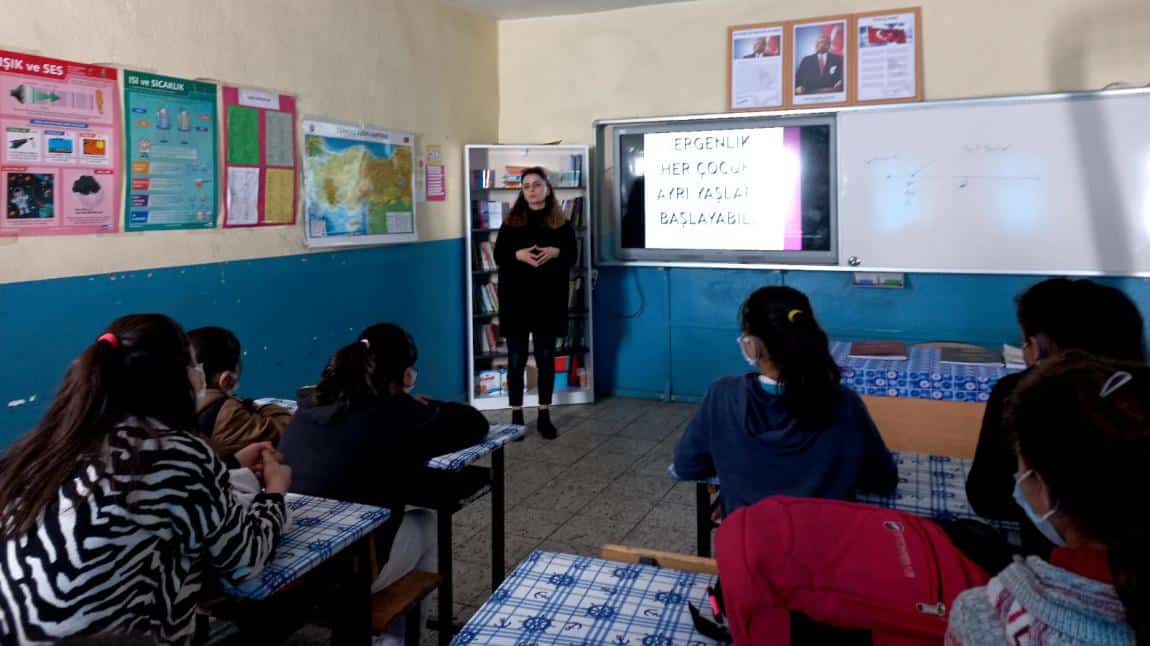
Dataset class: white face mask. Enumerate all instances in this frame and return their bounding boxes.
[737,336,761,367]
[191,363,209,406]
[404,367,418,394]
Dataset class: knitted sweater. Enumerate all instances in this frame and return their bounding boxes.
[945,556,1134,645]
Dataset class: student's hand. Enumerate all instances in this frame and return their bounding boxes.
[234,442,278,470]
[534,246,560,265]
[515,247,542,267]
[834,80,843,90]
[414,395,432,406]
[261,450,292,494]
[795,85,806,95]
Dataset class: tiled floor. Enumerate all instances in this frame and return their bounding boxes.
[268,397,699,645]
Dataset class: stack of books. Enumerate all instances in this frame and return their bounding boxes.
[471,200,504,228]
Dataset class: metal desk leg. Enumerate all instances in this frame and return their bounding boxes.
[331,538,374,646]
[491,447,506,591]
[437,509,454,646]
[696,482,712,557]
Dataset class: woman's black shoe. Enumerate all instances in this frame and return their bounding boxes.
[537,409,558,440]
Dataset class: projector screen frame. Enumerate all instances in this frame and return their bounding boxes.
[600,111,839,267]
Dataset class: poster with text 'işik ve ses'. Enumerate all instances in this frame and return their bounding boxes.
[1,50,121,235]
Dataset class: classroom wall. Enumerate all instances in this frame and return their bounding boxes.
[0,0,499,446]
[499,0,1150,400]
[1,0,498,282]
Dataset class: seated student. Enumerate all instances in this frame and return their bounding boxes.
[966,278,1146,555]
[187,326,292,458]
[278,323,488,640]
[0,314,289,644]
[674,285,898,514]
[946,352,1148,645]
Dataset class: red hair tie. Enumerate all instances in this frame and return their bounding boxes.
[97,332,119,348]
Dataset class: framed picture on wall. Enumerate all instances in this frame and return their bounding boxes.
[791,16,851,107]
[727,22,787,111]
[854,7,924,104]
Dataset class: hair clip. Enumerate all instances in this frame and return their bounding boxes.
[787,309,804,323]
[360,338,371,349]
[96,332,119,348]
[1100,370,1133,398]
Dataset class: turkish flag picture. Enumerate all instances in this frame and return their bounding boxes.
[868,26,908,45]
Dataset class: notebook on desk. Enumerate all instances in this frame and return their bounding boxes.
[938,346,1004,366]
[848,340,909,360]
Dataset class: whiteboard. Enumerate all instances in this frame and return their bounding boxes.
[838,90,1150,275]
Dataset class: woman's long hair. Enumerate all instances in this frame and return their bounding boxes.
[314,323,418,407]
[504,167,566,229]
[0,314,196,539]
[740,286,841,429]
[1009,352,1150,643]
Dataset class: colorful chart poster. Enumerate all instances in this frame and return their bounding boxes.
[123,71,218,231]
[302,118,416,248]
[425,144,445,202]
[0,50,120,235]
[221,86,299,227]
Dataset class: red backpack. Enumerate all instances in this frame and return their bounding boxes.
[714,496,990,646]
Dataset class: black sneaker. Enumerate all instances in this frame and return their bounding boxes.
[537,409,558,440]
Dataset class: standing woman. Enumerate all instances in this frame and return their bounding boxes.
[494,166,577,439]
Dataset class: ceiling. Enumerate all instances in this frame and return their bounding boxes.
[444,0,695,20]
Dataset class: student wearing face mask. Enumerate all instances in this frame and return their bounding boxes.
[965,279,1146,556]
[946,353,1149,645]
[188,326,292,459]
[673,286,898,515]
[279,323,488,641]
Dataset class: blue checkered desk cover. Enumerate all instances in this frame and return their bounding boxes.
[831,342,1021,402]
[220,493,390,600]
[426,424,527,471]
[254,399,525,471]
[671,451,1020,535]
[453,550,726,645]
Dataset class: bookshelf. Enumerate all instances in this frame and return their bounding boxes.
[465,144,594,411]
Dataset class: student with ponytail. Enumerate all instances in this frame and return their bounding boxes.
[946,352,1149,645]
[0,314,289,644]
[674,286,897,514]
[279,323,488,643]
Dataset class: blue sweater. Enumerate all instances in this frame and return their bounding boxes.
[673,374,898,514]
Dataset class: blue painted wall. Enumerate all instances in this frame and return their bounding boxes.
[593,266,1150,402]
[0,239,465,449]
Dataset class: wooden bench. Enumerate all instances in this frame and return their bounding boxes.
[600,544,718,575]
[371,570,441,643]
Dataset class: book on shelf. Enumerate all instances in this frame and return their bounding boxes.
[475,322,502,354]
[568,276,584,309]
[848,340,909,360]
[471,169,497,188]
[474,282,500,315]
[560,197,584,228]
[471,200,505,229]
[938,345,1003,366]
[473,240,497,271]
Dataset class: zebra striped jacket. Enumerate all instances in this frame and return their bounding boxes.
[0,418,286,644]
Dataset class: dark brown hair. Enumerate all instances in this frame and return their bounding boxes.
[740,286,841,429]
[188,326,243,388]
[0,314,196,539]
[504,166,566,229]
[1009,351,1150,643]
[314,323,418,406]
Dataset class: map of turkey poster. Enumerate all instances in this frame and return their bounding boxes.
[301,118,416,247]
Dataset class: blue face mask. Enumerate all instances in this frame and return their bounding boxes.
[1012,470,1066,547]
